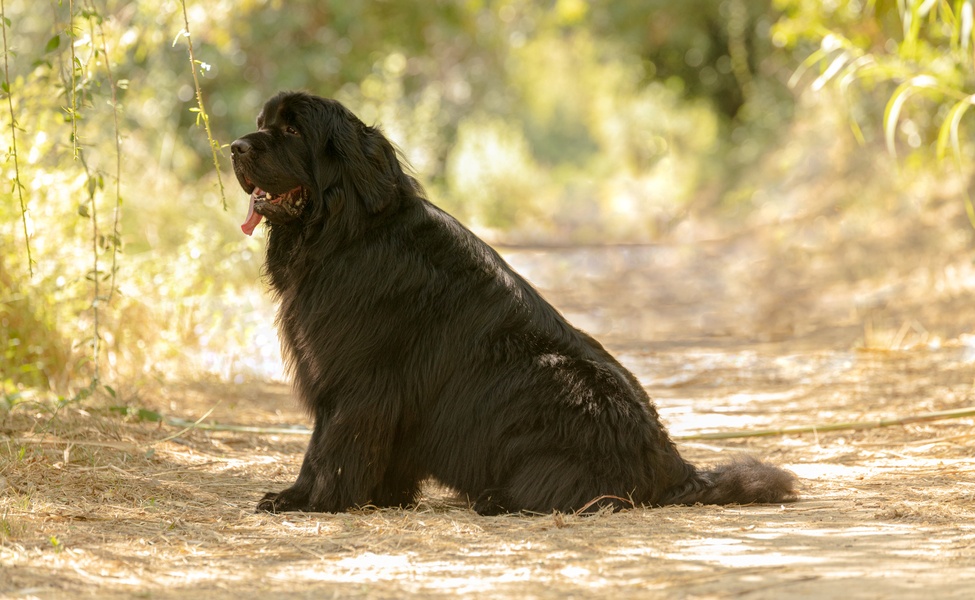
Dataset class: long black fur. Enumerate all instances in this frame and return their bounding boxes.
[230,92,798,515]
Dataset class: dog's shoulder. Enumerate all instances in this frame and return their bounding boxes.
[406,200,517,278]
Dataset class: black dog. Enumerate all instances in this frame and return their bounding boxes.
[230,92,797,515]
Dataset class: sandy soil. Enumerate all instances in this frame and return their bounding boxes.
[3,223,975,599]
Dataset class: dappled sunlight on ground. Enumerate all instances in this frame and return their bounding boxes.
[4,229,975,598]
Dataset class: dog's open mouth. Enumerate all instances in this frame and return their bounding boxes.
[240,185,309,236]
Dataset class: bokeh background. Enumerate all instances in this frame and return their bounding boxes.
[3,0,975,400]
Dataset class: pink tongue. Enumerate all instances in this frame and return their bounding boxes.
[240,191,264,236]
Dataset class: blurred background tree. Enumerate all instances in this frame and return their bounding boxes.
[2,0,973,400]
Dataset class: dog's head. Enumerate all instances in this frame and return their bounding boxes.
[231,92,408,236]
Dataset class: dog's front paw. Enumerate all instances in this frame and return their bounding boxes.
[256,489,308,513]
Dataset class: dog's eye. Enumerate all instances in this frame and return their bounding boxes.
[285,126,300,136]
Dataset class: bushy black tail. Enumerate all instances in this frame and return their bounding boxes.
[663,457,798,506]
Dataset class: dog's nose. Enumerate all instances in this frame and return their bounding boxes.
[230,138,252,156]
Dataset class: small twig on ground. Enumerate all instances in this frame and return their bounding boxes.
[573,495,635,515]
[155,404,219,445]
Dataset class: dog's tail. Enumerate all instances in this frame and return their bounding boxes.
[662,456,798,506]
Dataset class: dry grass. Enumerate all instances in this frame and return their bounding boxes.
[4,347,974,599]
[5,209,975,599]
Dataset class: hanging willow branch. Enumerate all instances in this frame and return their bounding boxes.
[58,0,104,385]
[176,0,227,209]
[1,0,33,277]
[66,0,80,159]
[88,0,122,301]
[72,1,105,384]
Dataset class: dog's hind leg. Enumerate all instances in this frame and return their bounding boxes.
[477,454,627,515]
[371,454,422,509]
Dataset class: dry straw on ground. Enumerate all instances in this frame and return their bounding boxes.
[5,223,975,598]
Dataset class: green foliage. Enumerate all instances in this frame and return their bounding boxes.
[7,0,962,399]
[437,27,721,238]
[0,0,265,395]
[108,404,162,422]
[776,0,975,162]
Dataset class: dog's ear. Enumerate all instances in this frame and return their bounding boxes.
[346,124,401,214]
[308,98,404,215]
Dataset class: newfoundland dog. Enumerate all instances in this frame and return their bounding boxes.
[230,91,797,515]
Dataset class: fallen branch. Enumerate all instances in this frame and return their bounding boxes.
[163,416,311,436]
[672,406,975,441]
[160,406,975,441]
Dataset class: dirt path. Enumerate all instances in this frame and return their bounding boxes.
[3,239,975,599]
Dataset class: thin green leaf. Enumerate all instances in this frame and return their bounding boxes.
[788,47,832,89]
[837,55,877,97]
[812,51,851,91]
[965,191,975,230]
[963,0,974,50]
[936,95,975,164]
[137,408,162,422]
[848,114,867,147]
[171,29,189,47]
[883,75,940,157]
[45,34,61,53]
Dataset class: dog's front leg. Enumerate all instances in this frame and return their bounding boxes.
[257,399,400,513]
